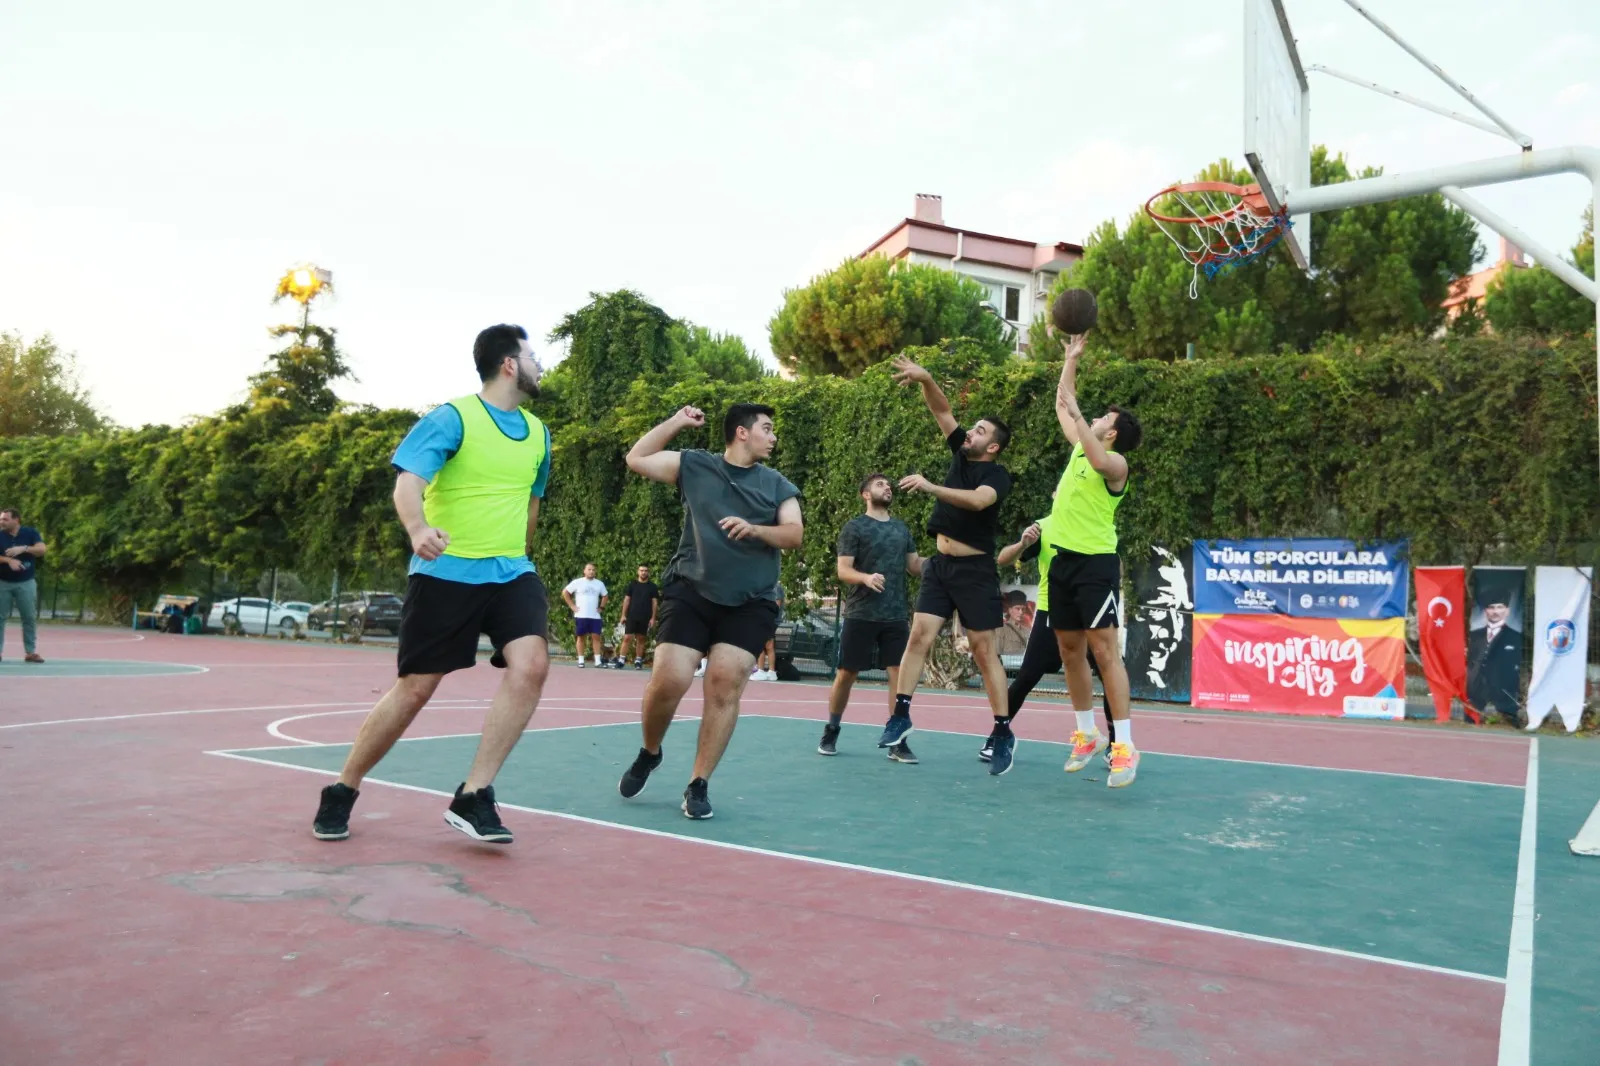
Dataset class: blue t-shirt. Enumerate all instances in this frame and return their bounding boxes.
[391,399,553,585]
[0,526,42,583]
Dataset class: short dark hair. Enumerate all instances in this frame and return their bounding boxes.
[1003,589,1028,608]
[0,508,18,521]
[859,472,890,494]
[473,324,528,381]
[724,403,776,444]
[980,416,1012,454]
[1108,405,1143,454]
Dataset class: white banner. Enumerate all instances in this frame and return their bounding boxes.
[1523,566,1592,733]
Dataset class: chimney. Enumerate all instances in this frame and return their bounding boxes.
[913,193,943,226]
[1500,236,1526,267]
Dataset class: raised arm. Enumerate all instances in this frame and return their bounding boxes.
[1054,332,1084,446]
[393,471,450,560]
[1055,335,1128,488]
[899,474,997,512]
[891,356,959,438]
[626,406,705,484]
[719,495,804,551]
[997,522,1041,567]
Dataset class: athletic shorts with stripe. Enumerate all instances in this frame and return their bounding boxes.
[1047,548,1122,631]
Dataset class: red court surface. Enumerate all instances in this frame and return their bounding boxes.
[0,626,1557,1065]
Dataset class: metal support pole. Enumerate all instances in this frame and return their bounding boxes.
[330,568,341,641]
[1439,186,1599,302]
[265,567,277,636]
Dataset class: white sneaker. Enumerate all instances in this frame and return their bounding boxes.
[694,659,707,678]
[764,670,779,681]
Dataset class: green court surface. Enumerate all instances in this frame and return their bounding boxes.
[229,716,1523,979]
[0,659,205,677]
[1531,740,1600,1066]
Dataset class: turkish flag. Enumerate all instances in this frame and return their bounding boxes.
[1415,566,1473,722]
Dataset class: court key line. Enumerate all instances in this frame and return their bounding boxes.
[0,661,210,680]
[265,705,642,745]
[1497,738,1539,1066]
[0,699,488,731]
[203,746,1507,987]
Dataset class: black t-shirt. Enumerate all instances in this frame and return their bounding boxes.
[623,580,660,621]
[925,426,1011,556]
[0,526,42,584]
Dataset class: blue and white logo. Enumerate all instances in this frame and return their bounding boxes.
[1546,618,1578,656]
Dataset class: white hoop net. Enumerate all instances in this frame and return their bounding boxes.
[1146,185,1291,298]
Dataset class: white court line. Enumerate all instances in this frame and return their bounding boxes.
[203,747,1505,986]
[29,632,146,646]
[266,705,642,745]
[1498,738,1539,1066]
[238,717,698,752]
[0,698,486,731]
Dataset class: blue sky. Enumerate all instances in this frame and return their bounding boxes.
[2,0,1595,427]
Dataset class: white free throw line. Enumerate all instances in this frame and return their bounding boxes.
[205,747,1506,986]
[1497,738,1538,1066]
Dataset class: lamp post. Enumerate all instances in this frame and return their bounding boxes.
[275,264,333,331]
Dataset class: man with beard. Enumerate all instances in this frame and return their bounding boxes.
[312,324,554,845]
[817,473,922,760]
[877,356,1016,774]
[617,403,802,819]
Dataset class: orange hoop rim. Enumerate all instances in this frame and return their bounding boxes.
[1144,181,1277,226]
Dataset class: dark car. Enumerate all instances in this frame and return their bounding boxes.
[773,609,840,670]
[306,591,404,637]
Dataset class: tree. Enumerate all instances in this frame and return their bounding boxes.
[548,290,677,423]
[1484,206,1595,336]
[241,325,353,421]
[1028,148,1481,360]
[670,323,769,383]
[768,255,1010,377]
[0,332,107,436]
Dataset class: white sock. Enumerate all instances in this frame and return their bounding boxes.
[1117,719,1134,747]
[1075,711,1097,734]
[594,654,603,665]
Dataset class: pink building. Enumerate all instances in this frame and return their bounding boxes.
[1443,237,1528,326]
[860,194,1084,351]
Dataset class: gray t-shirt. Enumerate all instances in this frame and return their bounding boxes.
[664,450,800,606]
[837,514,915,622]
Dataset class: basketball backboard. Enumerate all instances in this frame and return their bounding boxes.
[1243,0,1311,269]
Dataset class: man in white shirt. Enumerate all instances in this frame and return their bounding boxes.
[562,563,609,667]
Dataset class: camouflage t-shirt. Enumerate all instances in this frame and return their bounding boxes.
[837,514,916,622]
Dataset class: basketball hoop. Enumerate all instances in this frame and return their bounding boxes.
[1144,181,1292,297]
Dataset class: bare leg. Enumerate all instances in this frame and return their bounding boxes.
[339,673,443,789]
[462,635,549,791]
[1087,628,1131,722]
[964,629,1009,719]
[1054,629,1096,716]
[827,668,858,720]
[691,643,757,780]
[883,666,900,714]
[894,613,947,697]
[641,643,699,752]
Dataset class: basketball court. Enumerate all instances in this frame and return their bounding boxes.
[3,626,1597,1064]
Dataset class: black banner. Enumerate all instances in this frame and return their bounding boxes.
[1127,544,1193,703]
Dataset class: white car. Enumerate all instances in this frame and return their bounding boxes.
[207,597,309,634]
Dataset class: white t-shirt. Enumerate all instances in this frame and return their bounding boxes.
[564,577,608,619]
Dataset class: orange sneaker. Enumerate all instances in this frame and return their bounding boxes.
[1063,730,1107,772]
[1107,742,1140,788]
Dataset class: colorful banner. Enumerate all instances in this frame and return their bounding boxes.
[1193,539,1409,619]
[1467,566,1526,725]
[1126,544,1193,703]
[1524,566,1592,734]
[1415,566,1471,723]
[1190,613,1408,716]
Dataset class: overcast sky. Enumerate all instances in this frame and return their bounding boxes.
[3,0,1595,428]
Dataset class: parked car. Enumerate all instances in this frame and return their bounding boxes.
[206,596,309,634]
[281,600,314,616]
[774,609,840,667]
[306,591,404,637]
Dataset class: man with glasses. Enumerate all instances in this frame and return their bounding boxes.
[311,324,555,845]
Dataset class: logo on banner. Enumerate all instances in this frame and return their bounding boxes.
[1546,619,1577,656]
[1235,588,1275,611]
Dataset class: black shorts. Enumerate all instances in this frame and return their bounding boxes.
[397,572,549,676]
[836,617,910,673]
[1047,549,1122,631]
[623,616,652,636]
[914,553,1003,631]
[655,579,780,658]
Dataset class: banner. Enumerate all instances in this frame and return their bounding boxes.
[1193,539,1409,619]
[1190,613,1408,716]
[1126,544,1193,703]
[1415,566,1471,723]
[1524,566,1592,733]
[1467,566,1526,725]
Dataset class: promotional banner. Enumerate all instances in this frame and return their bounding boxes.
[1415,566,1471,723]
[1524,566,1592,733]
[1190,613,1408,716]
[1467,566,1526,725]
[1126,544,1193,703]
[1193,539,1409,620]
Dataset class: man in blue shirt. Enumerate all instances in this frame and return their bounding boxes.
[311,324,555,846]
[0,508,47,664]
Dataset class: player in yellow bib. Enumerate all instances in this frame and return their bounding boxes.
[1049,331,1143,787]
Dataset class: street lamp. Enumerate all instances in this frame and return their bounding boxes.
[274,263,334,330]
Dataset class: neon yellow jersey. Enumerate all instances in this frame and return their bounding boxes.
[1034,512,1063,612]
[423,396,547,559]
[1048,442,1125,556]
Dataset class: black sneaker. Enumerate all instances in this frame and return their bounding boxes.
[978,725,1000,762]
[312,782,359,840]
[619,747,662,798]
[877,713,913,748]
[818,723,840,756]
[444,784,513,843]
[989,730,1016,776]
[682,777,713,819]
[887,741,919,764]
[632,658,644,669]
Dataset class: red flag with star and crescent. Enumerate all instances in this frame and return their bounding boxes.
[1415,566,1475,723]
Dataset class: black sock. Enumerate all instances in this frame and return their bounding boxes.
[827,712,843,727]
[993,715,1012,733]
[893,693,913,718]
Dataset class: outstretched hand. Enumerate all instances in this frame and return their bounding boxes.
[1061,333,1086,363]
[890,355,931,386]
[1020,522,1041,546]
[898,473,933,494]
[675,406,706,428]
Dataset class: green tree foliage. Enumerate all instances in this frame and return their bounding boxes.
[1029,148,1482,360]
[1484,206,1596,336]
[768,255,1010,377]
[670,323,770,383]
[242,325,353,421]
[547,290,677,423]
[0,331,108,436]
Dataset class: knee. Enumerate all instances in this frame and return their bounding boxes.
[509,656,549,690]
[395,674,441,709]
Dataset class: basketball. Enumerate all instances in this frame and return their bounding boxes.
[1051,288,1098,334]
